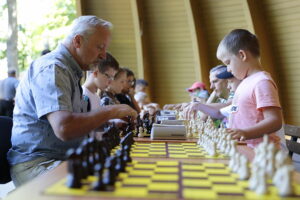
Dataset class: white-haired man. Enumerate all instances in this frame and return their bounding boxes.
[8,16,137,187]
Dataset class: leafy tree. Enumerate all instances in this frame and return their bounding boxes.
[16,0,76,71]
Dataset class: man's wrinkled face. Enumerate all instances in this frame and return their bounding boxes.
[209,71,227,98]
[76,27,111,71]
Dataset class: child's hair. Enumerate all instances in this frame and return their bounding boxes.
[97,52,119,73]
[123,67,134,77]
[220,29,260,58]
[114,68,126,80]
[136,79,148,87]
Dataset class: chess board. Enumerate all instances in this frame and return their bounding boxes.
[129,142,228,159]
[44,161,300,199]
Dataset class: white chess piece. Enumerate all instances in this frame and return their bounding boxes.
[232,153,240,173]
[249,165,259,190]
[138,127,145,138]
[229,140,237,157]
[275,150,290,169]
[238,155,249,180]
[273,165,294,196]
[266,142,275,177]
[255,168,267,195]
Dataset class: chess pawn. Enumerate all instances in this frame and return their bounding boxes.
[249,165,259,190]
[209,142,216,156]
[238,155,249,180]
[229,140,237,157]
[138,127,144,137]
[255,169,267,195]
[228,154,235,170]
[232,153,240,173]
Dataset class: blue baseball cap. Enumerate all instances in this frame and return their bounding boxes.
[216,69,234,79]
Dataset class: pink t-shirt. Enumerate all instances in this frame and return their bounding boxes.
[229,71,281,148]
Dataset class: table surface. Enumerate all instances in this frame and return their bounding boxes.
[4,139,299,200]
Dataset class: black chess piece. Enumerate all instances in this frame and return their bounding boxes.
[115,149,126,173]
[92,163,106,191]
[66,148,82,188]
[103,156,117,187]
[76,146,89,179]
[122,144,132,163]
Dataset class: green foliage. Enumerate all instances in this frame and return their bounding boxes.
[0,2,7,61]
[17,0,76,71]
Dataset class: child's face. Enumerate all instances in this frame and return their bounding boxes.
[94,68,116,90]
[109,72,127,94]
[217,45,247,80]
[122,75,135,93]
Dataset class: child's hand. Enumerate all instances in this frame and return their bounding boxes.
[226,128,247,141]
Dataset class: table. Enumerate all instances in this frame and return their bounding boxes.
[4,140,300,200]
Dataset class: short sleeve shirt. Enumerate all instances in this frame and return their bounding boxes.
[82,86,101,110]
[8,44,85,165]
[229,71,282,147]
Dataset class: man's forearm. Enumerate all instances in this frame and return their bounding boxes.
[48,105,132,141]
[197,103,225,119]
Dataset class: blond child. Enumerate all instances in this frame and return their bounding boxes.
[217,29,284,148]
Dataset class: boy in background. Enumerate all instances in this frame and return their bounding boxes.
[100,68,127,106]
[217,29,284,148]
[116,68,141,113]
[82,52,119,111]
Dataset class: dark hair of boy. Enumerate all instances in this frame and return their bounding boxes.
[220,29,260,58]
[97,52,119,73]
[136,79,148,87]
[123,67,134,77]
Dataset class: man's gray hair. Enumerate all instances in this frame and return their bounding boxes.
[65,15,113,43]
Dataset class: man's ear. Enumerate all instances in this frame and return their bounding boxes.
[238,50,247,61]
[73,35,83,48]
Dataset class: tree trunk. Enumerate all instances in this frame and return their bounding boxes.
[6,0,18,74]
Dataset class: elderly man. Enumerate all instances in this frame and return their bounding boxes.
[8,16,137,187]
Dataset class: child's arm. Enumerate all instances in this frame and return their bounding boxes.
[227,106,282,140]
[184,102,230,119]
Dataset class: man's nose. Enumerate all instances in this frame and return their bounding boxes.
[99,50,106,60]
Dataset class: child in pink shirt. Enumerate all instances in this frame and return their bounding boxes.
[216,29,284,148]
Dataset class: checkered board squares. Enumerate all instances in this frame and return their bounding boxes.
[168,143,227,159]
[130,142,166,157]
[129,142,228,159]
[44,161,300,199]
